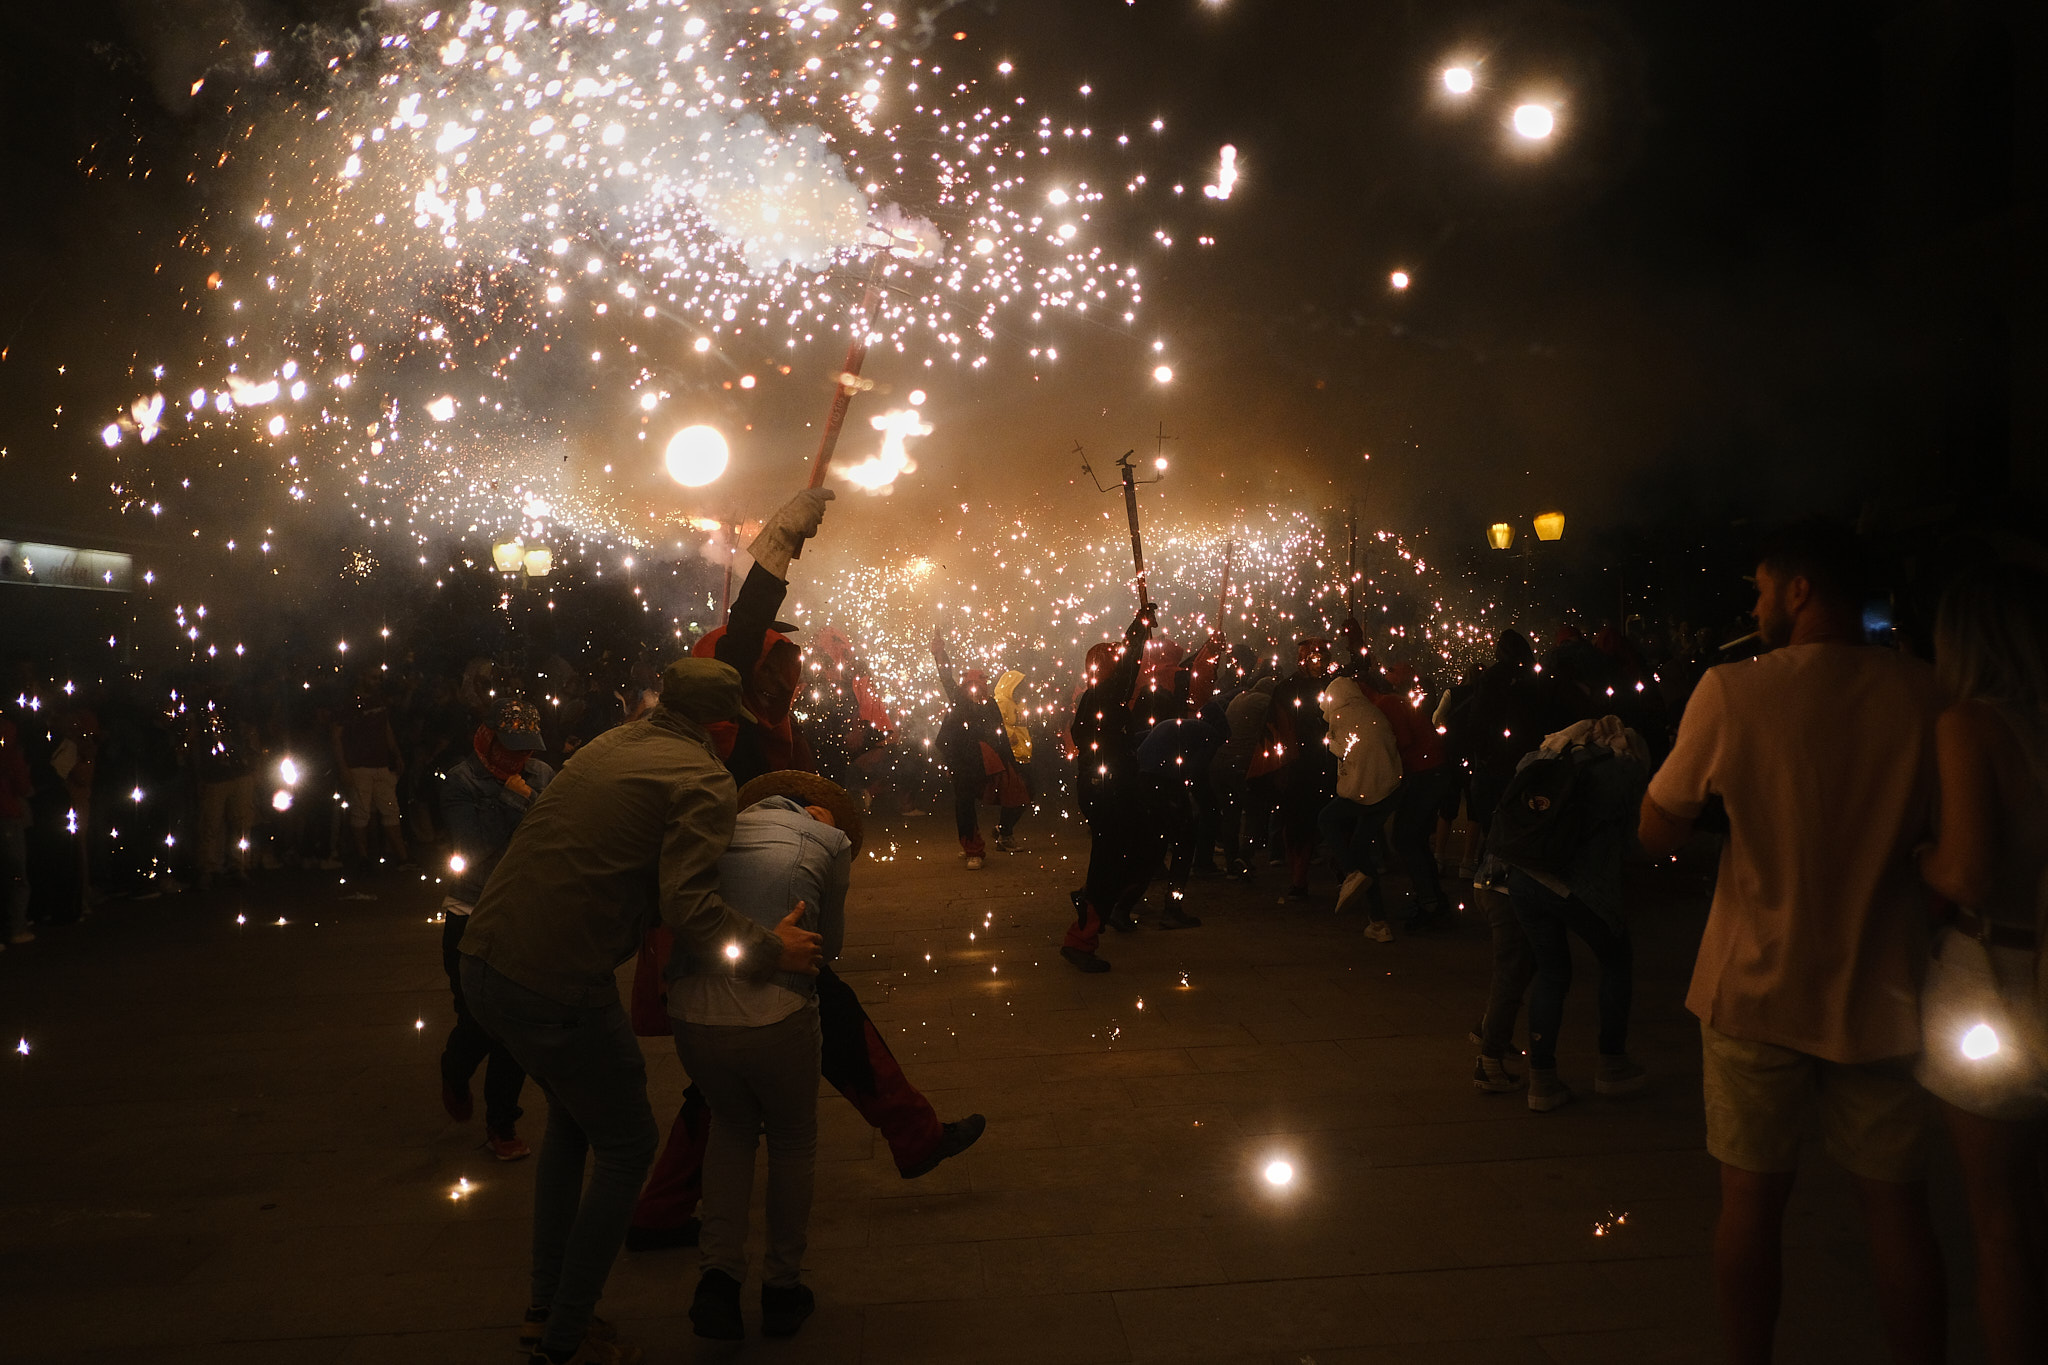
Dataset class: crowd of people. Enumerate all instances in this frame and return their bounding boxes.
[4,502,2043,1365]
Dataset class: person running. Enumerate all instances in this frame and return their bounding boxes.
[993,668,1035,850]
[1639,520,1946,1365]
[1367,662,1457,926]
[1315,674,1402,940]
[1062,606,1157,972]
[461,655,825,1365]
[439,697,553,1162]
[680,771,864,1343]
[1914,562,2048,1365]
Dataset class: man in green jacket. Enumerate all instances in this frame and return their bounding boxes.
[461,655,824,1365]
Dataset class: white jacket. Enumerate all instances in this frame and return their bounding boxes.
[1321,676,1402,805]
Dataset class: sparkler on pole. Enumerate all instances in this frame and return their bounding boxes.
[1217,538,1235,628]
[1077,441,1163,610]
[1346,506,1358,619]
[805,252,889,493]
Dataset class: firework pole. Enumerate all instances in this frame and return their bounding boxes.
[805,253,889,492]
[1076,443,1158,612]
[1216,537,1234,631]
[1345,505,1358,619]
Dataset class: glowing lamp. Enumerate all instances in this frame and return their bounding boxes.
[522,546,553,578]
[665,424,729,486]
[1263,1160,1294,1187]
[449,854,468,875]
[271,789,293,813]
[1389,270,1411,290]
[1443,65,1475,95]
[1960,1022,2000,1060]
[491,542,525,573]
[723,942,742,961]
[1487,522,1516,550]
[1512,103,1556,140]
[1533,511,1565,542]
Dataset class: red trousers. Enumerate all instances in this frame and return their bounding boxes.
[633,975,945,1229]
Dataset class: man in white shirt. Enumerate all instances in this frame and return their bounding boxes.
[1639,521,1945,1365]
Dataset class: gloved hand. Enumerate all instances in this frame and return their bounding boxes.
[748,487,835,578]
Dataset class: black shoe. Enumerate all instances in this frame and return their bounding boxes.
[1157,897,1202,929]
[1107,906,1137,932]
[689,1268,744,1341]
[1060,945,1111,973]
[761,1282,816,1338]
[624,1218,700,1252]
[900,1113,987,1179]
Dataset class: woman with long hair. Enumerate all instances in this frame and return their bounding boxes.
[1917,561,2048,1365]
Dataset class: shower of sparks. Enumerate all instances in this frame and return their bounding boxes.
[111,1,1180,553]
[798,505,1496,758]
[1592,1210,1630,1237]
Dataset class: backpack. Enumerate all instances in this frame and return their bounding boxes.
[1489,744,1607,878]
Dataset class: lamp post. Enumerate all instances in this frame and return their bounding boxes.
[1533,511,1566,542]
[1486,522,1517,550]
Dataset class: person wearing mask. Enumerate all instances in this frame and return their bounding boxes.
[1639,521,1946,1365]
[1914,562,2048,1365]
[1062,607,1157,972]
[680,771,862,1343]
[1315,674,1403,940]
[993,669,1035,848]
[929,635,1026,868]
[439,697,554,1162]
[461,657,825,1365]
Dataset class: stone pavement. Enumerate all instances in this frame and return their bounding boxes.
[1,814,1991,1364]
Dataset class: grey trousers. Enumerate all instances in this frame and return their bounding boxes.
[673,1004,822,1287]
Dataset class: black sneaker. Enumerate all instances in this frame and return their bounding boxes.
[761,1282,816,1338]
[623,1218,699,1252]
[900,1113,987,1178]
[689,1268,744,1341]
[1060,945,1110,973]
[1157,897,1202,929]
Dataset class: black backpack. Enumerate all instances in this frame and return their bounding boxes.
[1489,744,1606,878]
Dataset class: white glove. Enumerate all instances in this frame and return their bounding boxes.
[748,487,835,578]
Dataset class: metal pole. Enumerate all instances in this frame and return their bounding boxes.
[719,521,736,618]
[1346,506,1357,620]
[1216,538,1234,629]
[1120,459,1150,610]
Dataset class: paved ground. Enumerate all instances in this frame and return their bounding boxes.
[1,813,1993,1364]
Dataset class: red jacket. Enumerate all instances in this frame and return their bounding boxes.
[1365,686,1444,774]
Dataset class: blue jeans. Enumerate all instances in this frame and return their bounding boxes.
[1316,794,1398,919]
[460,956,658,1355]
[1509,871,1632,1070]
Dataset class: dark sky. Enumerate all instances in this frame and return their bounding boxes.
[0,0,2030,579]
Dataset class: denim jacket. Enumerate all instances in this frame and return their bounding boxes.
[672,795,850,1009]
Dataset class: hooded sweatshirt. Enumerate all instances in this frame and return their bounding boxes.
[1321,675,1403,806]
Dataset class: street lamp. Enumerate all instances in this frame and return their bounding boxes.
[1511,103,1557,140]
[491,541,525,573]
[1533,511,1566,541]
[1442,65,1476,95]
[522,546,553,578]
[1486,522,1516,550]
[1389,270,1411,291]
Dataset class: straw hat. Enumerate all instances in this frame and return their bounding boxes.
[736,769,865,857]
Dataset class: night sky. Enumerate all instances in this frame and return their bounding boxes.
[0,0,2031,626]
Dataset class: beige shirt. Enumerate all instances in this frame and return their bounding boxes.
[1649,643,1939,1062]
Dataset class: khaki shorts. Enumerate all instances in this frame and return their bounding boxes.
[1700,1022,1931,1183]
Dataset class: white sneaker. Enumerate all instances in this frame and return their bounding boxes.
[1333,871,1368,915]
[965,857,984,870]
[1362,919,1395,943]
